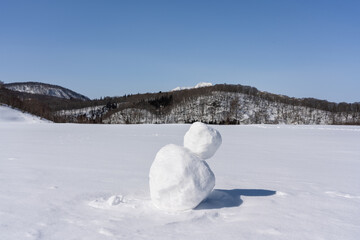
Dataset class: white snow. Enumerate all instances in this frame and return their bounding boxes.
[194,82,213,88]
[184,122,222,160]
[0,105,48,123]
[149,144,215,211]
[171,82,213,91]
[0,122,360,239]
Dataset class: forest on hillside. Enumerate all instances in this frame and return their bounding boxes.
[1,82,359,124]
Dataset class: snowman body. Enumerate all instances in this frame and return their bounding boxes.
[149,122,222,211]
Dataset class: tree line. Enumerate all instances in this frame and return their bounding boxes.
[1,83,359,124]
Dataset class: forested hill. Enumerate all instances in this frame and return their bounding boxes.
[56,84,360,125]
[4,82,89,101]
[1,82,359,125]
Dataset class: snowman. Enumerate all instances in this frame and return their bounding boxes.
[149,122,222,211]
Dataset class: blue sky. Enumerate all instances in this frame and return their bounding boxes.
[0,0,359,102]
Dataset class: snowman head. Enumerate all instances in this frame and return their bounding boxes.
[184,122,222,160]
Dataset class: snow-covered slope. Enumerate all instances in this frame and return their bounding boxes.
[0,123,359,239]
[4,82,90,101]
[0,105,48,123]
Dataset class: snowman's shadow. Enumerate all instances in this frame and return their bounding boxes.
[195,189,276,210]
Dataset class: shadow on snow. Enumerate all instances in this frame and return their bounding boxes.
[196,189,276,210]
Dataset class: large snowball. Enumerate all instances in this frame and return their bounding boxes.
[184,122,222,160]
[149,144,215,211]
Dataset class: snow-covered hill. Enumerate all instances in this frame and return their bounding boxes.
[4,82,90,101]
[55,84,360,125]
[0,105,48,123]
[0,123,359,239]
[102,91,360,124]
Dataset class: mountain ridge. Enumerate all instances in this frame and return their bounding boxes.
[1,81,359,125]
[55,83,360,125]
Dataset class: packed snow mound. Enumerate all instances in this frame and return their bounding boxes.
[172,82,213,91]
[184,122,222,160]
[0,105,48,123]
[149,144,215,211]
[149,122,222,211]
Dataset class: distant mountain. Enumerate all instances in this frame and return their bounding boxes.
[172,82,213,91]
[4,82,90,101]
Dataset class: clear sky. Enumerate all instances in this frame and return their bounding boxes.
[0,0,359,102]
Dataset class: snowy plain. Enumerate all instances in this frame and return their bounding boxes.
[1,106,360,239]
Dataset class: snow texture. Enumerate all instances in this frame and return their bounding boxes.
[1,122,360,240]
[184,122,222,160]
[149,144,215,211]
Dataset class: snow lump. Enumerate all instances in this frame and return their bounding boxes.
[184,122,222,160]
[149,122,222,211]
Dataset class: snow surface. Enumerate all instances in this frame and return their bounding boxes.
[0,105,48,123]
[1,122,360,239]
[149,144,215,211]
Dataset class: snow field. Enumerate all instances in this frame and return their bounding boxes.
[0,121,359,239]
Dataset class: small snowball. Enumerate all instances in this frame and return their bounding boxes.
[184,122,222,160]
[107,195,124,206]
[149,144,215,211]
